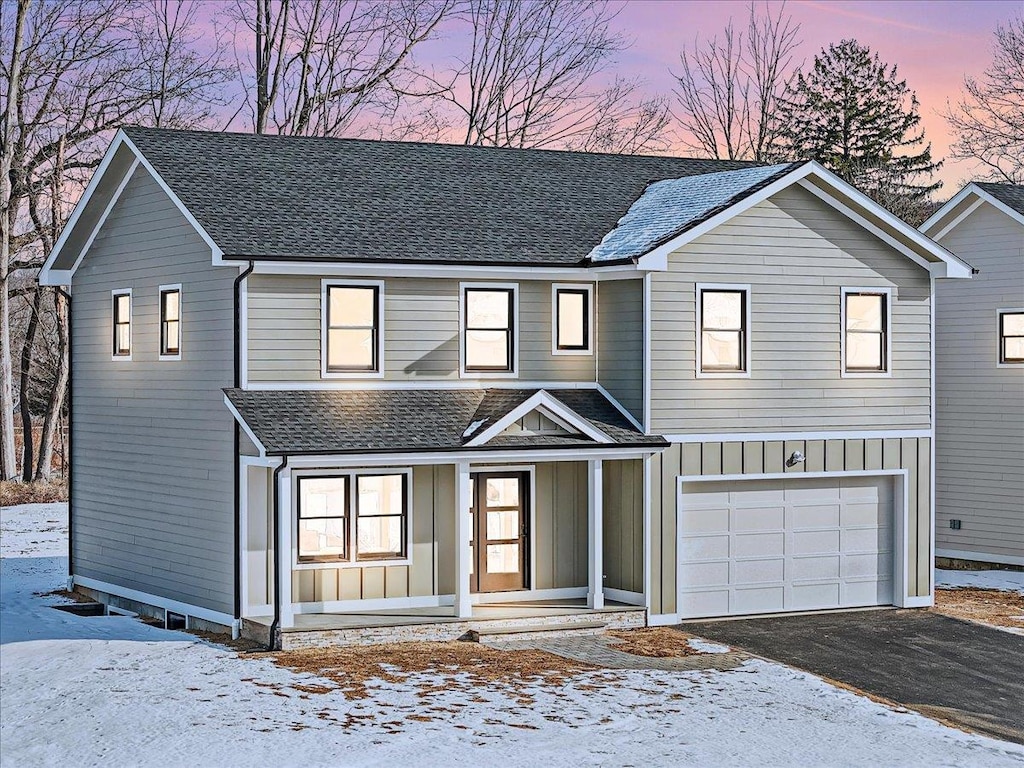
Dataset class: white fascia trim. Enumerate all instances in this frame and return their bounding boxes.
[64,158,141,281]
[244,261,644,280]
[595,382,644,432]
[840,286,893,379]
[245,379,603,391]
[223,394,268,457]
[71,574,236,628]
[663,429,933,443]
[550,283,595,356]
[283,447,658,468]
[935,548,1024,567]
[922,183,1024,234]
[466,390,613,446]
[928,197,985,242]
[319,278,386,379]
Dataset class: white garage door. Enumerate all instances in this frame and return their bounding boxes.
[678,476,895,618]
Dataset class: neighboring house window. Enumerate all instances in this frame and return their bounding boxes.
[159,286,181,358]
[999,310,1024,364]
[464,285,516,373]
[325,283,380,373]
[112,290,131,358]
[553,285,592,354]
[356,474,407,560]
[698,285,749,374]
[297,476,349,562]
[844,290,889,373]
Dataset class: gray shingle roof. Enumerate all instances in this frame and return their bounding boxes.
[123,127,755,267]
[224,387,665,455]
[975,182,1024,216]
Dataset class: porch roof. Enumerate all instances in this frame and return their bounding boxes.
[224,387,666,456]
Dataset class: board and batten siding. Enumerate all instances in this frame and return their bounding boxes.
[597,279,644,421]
[71,167,237,615]
[650,185,932,434]
[246,275,596,383]
[934,202,1024,564]
[649,437,932,617]
[602,459,644,595]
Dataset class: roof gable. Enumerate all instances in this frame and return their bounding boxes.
[921,182,1024,241]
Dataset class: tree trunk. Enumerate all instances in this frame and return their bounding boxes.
[35,288,68,481]
[18,286,42,481]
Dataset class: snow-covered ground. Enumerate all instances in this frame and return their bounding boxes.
[3,503,1023,768]
[936,568,1024,595]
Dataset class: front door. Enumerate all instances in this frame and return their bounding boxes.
[470,472,529,593]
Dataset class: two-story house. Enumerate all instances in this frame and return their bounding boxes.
[39,128,971,648]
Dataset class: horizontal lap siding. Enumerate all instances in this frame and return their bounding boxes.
[72,168,236,614]
[650,185,932,434]
[597,279,643,420]
[247,276,596,383]
[935,204,1024,562]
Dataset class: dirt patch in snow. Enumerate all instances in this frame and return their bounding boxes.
[0,480,67,505]
[606,627,702,658]
[932,588,1024,631]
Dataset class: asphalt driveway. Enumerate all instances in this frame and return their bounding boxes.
[680,609,1024,744]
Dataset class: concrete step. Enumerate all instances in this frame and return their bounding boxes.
[473,620,609,644]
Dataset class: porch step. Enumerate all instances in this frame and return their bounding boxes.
[475,620,608,637]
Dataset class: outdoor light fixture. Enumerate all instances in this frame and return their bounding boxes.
[786,451,806,467]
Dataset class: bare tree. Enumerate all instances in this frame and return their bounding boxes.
[673,1,800,161]
[946,14,1024,184]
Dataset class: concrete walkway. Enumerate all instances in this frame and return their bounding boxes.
[487,634,747,671]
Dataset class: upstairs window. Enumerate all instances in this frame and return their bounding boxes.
[699,286,748,374]
[999,310,1024,365]
[159,286,181,358]
[844,290,888,373]
[464,286,515,373]
[553,285,592,354]
[325,283,380,373]
[112,290,132,358]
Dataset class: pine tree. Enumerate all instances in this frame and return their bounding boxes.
[778,39,941,220]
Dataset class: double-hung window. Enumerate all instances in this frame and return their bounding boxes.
[356,474,407,560]
[297,476,349,562]
[463,285,515,373]
[159,286,181,359]
[844,290,889,374]
[999,310,1024,365]
[324,282,381,374]
[112,290,132,359]
[698,285,749,374]
[553,285,592,354]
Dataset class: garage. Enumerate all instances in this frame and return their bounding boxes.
[678,476,896,618]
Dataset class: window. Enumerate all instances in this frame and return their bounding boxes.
[356,474,407,560]
[844,291,888,373]
[553,285,592,354]
[999,310,1024,365]
[297,476,349,562]
[464,286,515,372]
[159,286,181,358]
[112,290,131,358]
[325,283,380,373]
[699,286,748,373]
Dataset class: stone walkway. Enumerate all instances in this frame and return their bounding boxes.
[485,634,748,671]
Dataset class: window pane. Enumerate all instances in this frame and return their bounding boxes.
[328,328,374,369]
[558,291,586,347]
[164,322,179,352]
[357,516,403,556]
[298,517,347,559]
[357,475,404,517]
[163,291,179,322]
[486,543,519,573]
[487,509,519,540]
[485,477,519,507]
[847,294,883,332]
[1004,313,1024,337]
[703,291,742,330]
[116,294,130,320]
[330,286,376,327]
[467,290,510,329]
[702,330,741,369]
[117,325,131,353]
[300,476,347,516]
[847,332,883,369]
[1005,337,1024,361]
[466,330,508,368]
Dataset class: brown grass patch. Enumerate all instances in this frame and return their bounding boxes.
[932,588,1024,631]
[262,641,597,700]
[1,479,67,505]
[606,627,701,658]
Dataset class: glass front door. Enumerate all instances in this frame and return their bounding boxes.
[470,472,529,593]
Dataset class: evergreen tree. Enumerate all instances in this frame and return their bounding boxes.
[778,39,941,220]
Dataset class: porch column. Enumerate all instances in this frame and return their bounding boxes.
[275,466,295,629]
[454,461,473,618]
[588,458,604,609]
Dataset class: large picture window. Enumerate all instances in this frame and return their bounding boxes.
[464,286,515,372]
[699,286,748,373]
[553,285,592,353]
[160,286,181,358]
[297,476,349,562]
[112,290,132,358]
[844,291,888,373]
[325,284,380,373]
[999,310,1024,365]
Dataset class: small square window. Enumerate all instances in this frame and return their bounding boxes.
[554,286,591,353]
[999,311,1024,364]
[844,291,888,373]
[112,291,131,357]
[464,287,515,372]
[160,287,181,357]
[699,287,748,373]
[326,284,380,373]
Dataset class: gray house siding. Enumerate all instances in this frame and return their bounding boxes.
[597,279,644,421]
[934,203,1024,564]
[650,185,933,434]
[71,167,237,615]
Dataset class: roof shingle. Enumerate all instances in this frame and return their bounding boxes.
[975,182,1024,216]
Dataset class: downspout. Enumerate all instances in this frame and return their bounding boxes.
[269,455,289,650]
[232,262,254,635]
[57,287,73,586]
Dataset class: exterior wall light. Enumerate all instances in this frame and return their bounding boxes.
[786,451,806,467]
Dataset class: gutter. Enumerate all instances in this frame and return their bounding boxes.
[269,455,289,650]
[57,287,73,585]
[231,262,254,634]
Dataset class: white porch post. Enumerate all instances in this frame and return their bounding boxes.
[454,461,473,618]
[588,458,604,609]
[277,466,294,629]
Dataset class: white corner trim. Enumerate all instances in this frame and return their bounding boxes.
[646,612,679,627]
[840,286,893,378]
[459,281,520,379]
[223,394,268,457]
[465,390,613,446]
[695,283,752,379]
[71,574,236,628]
[642,272,652,434]
[319,278,386,379]
[157,283,183,362]
[550,283,595,356]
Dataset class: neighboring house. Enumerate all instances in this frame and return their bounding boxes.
[921,183,1024,567]
[39,128,971,647]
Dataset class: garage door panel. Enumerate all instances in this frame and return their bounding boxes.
[790,504,841,528]
[733,532,784,558]
[785,481,841,502]
[842,502,887,526]
[844,552,893,578]
[843,579,892,605]
[732,558,785,584]
[680,534,730,560]
[790,554,841,580]
[792,529,841,554]
[679,590,730,617]
[681,507,730,534]
[733,586,784,613]
[681,561,729,587]
[791,582,841,610]
[843,527,892,553]
[733,506,784,531]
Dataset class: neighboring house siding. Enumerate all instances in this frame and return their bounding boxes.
[649,436,932,616]
[934,203,1024,564]
[71,167,236,615]
[246,275,596,383]
[597,279,644,421]
[650,185,932,434]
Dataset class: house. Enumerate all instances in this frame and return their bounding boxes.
[38,128,971,648]
[920,183,1024,568]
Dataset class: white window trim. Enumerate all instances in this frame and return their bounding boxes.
[695,283,751,379]
[292,467,413,571]
[459,281,520,379]
[111,288,132,362]
[157,283,182,361]
[320,278,385,379]
[841,286,893,378]
[551,283,594,356]
[997,307,1024,368]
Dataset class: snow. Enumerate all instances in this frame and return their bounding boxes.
[3,503,1023,768]
[686,637,731,654]
[936,568,1024,595]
